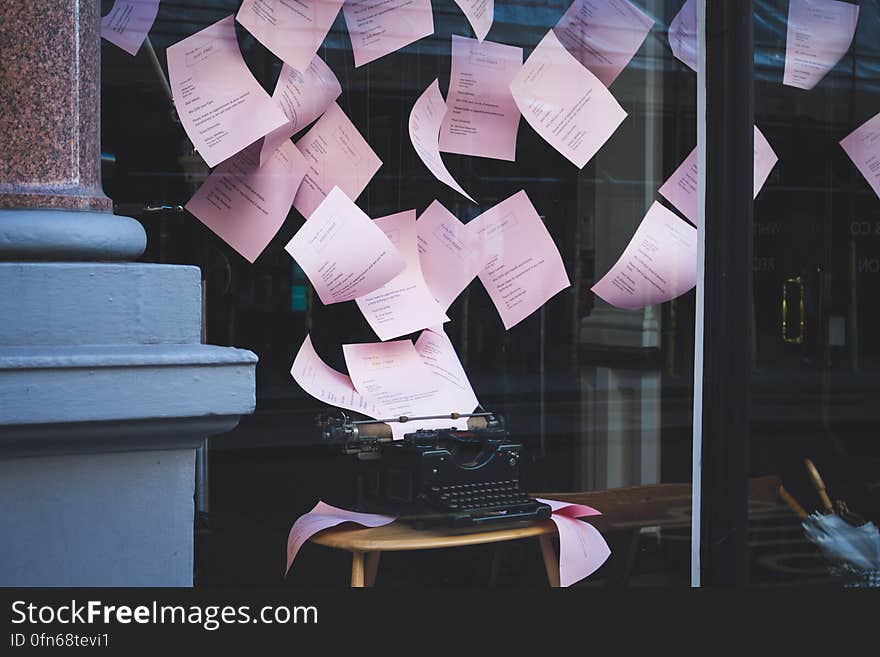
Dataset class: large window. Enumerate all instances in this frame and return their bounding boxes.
[103,0,874,588]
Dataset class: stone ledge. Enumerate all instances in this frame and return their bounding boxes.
[0,344,257,425]
[0,262,203,346]
[0,415,242,458]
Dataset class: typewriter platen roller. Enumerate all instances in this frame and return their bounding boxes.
[316,410,551,528]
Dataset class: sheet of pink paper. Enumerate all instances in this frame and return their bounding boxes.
[592,201,697,310]
[657,148,698,224]
[415,328,479,414]
[471,190,571,329]
[454,0,494,41]
[783,0,859,90]
[410,80,476,203]
[668,0,696,72]
[438,35,522,162]
[290,334,384,418]
[840,112,880,201]
[538,497,608,586]
[658,126,778,228]
[101,0,161,55]
[510,30,627,169]
[236,0,345,73]
[285,186,405,304]
[416,201,485,310]
[343,0,434,67]
[752,125,779,198]
[259,55,343,166]
[293,102,383,218]
[355,210,450,341]
[285,501,395,575]
[185,140,307,263]
[553,0,655,87]
[549,515,612,586]
[166,15,289,168]
[343,340,470,439]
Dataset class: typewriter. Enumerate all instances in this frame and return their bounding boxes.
[317,410,552,528]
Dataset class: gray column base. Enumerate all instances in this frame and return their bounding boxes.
[0,448,196,586]
[0,258,257,586]
[0,209,146,261]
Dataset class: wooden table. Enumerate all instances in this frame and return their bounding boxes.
[534,475,782,585]
[309,519,561,587]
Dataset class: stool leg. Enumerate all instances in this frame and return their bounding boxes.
[538,536,560,588]
[351,551,365,587]
[365,552,381,588]
[488,543,504,588]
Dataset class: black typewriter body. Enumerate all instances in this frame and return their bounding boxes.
[318,412,552,528]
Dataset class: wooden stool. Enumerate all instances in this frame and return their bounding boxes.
[309,519,561,587]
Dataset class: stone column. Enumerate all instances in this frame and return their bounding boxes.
[0,1,256,586]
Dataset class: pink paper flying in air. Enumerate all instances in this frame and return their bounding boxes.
[509,30,627,169]
[259,55,343,166]
[284,186,405,304]
[454,0,494,42]
[236,0,345,73]
[752,126,779,199]
[343,340,470,438]
[415,328,479,415]
[536,498,611,587]
[185,140,307,263]
[658,126,778,228]
[343,0,435,67]
[553,0,655,87]
[290,334,384,418]
[285,501,395,576]
[166,15,288,168]
[293,102,383,219]
[439,35,522,162]
[592,201,697,310]
[355,210,450,341]
[668,0,696,72]
[470,190,571,329]
[409,80,477,203]
[101,0,161,55]
[840,112,880,202]
[416,201,485,310]
[783,0,860,90]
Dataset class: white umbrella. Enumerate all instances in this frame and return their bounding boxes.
[802,511,880,573]
[796,459,880,586]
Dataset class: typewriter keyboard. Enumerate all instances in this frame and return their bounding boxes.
[424,480,532,512]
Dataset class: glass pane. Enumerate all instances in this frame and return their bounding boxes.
[101,0,700,587]
[751,0,880,587]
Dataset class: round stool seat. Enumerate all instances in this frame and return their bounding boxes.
[308,519,560,587]
[310,519,556,552]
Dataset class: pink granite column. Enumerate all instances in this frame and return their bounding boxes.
[0,0,144,259]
